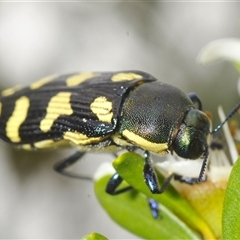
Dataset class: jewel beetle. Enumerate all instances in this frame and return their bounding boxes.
[0,70,238,197]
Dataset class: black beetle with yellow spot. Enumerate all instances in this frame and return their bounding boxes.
[0,70,237,199]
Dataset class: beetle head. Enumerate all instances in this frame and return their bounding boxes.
[171,108,210,160]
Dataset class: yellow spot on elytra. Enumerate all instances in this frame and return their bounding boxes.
[33,139,71,149]
[34,139,55,149]
[63,131,102,145]
[1,85,22,96]
[30,74,57,90]
[66,72,99,86]
[111,73,143,82]
[21,140,71,150]
[122,129,168,154]
[40,92,73,132]
[111,134,132,147]
[90,96,113,123]
[6,96,30,142]
[21,144,32,150]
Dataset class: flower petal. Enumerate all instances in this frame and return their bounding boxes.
[197,38,240,65]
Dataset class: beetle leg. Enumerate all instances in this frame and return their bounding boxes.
[146,149,208,189]
[105,173,133,195]
[173,174,207,184]
[188,92,202,110]
[148,198,160,219]
[144,153,175,194]
[143,151,206,193]
[143,151,162,193]
[144,157,206,192]
[53,151,92,180]
[106,172,160,218]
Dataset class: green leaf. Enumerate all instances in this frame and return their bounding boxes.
[222,157,240,239]
[112,152,215,238]
[81,232,108,240]
[94,173,200,239]
[197,38,240,70]
[233,62,240,73]
[94,152,216,239]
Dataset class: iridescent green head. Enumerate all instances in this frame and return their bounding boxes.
[171,108,210,160]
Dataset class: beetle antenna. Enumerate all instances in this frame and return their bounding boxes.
[211,102,240,134]
[198,146,209,182]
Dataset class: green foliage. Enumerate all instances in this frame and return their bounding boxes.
[94,152,215,239]
[81,232,108,240]
[223,157,240,239]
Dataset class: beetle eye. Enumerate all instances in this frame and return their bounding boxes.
[189,140,205,159]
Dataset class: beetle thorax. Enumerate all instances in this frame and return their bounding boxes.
[118,82,194,154]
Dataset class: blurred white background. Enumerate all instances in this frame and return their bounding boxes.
[0,2,239,239]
